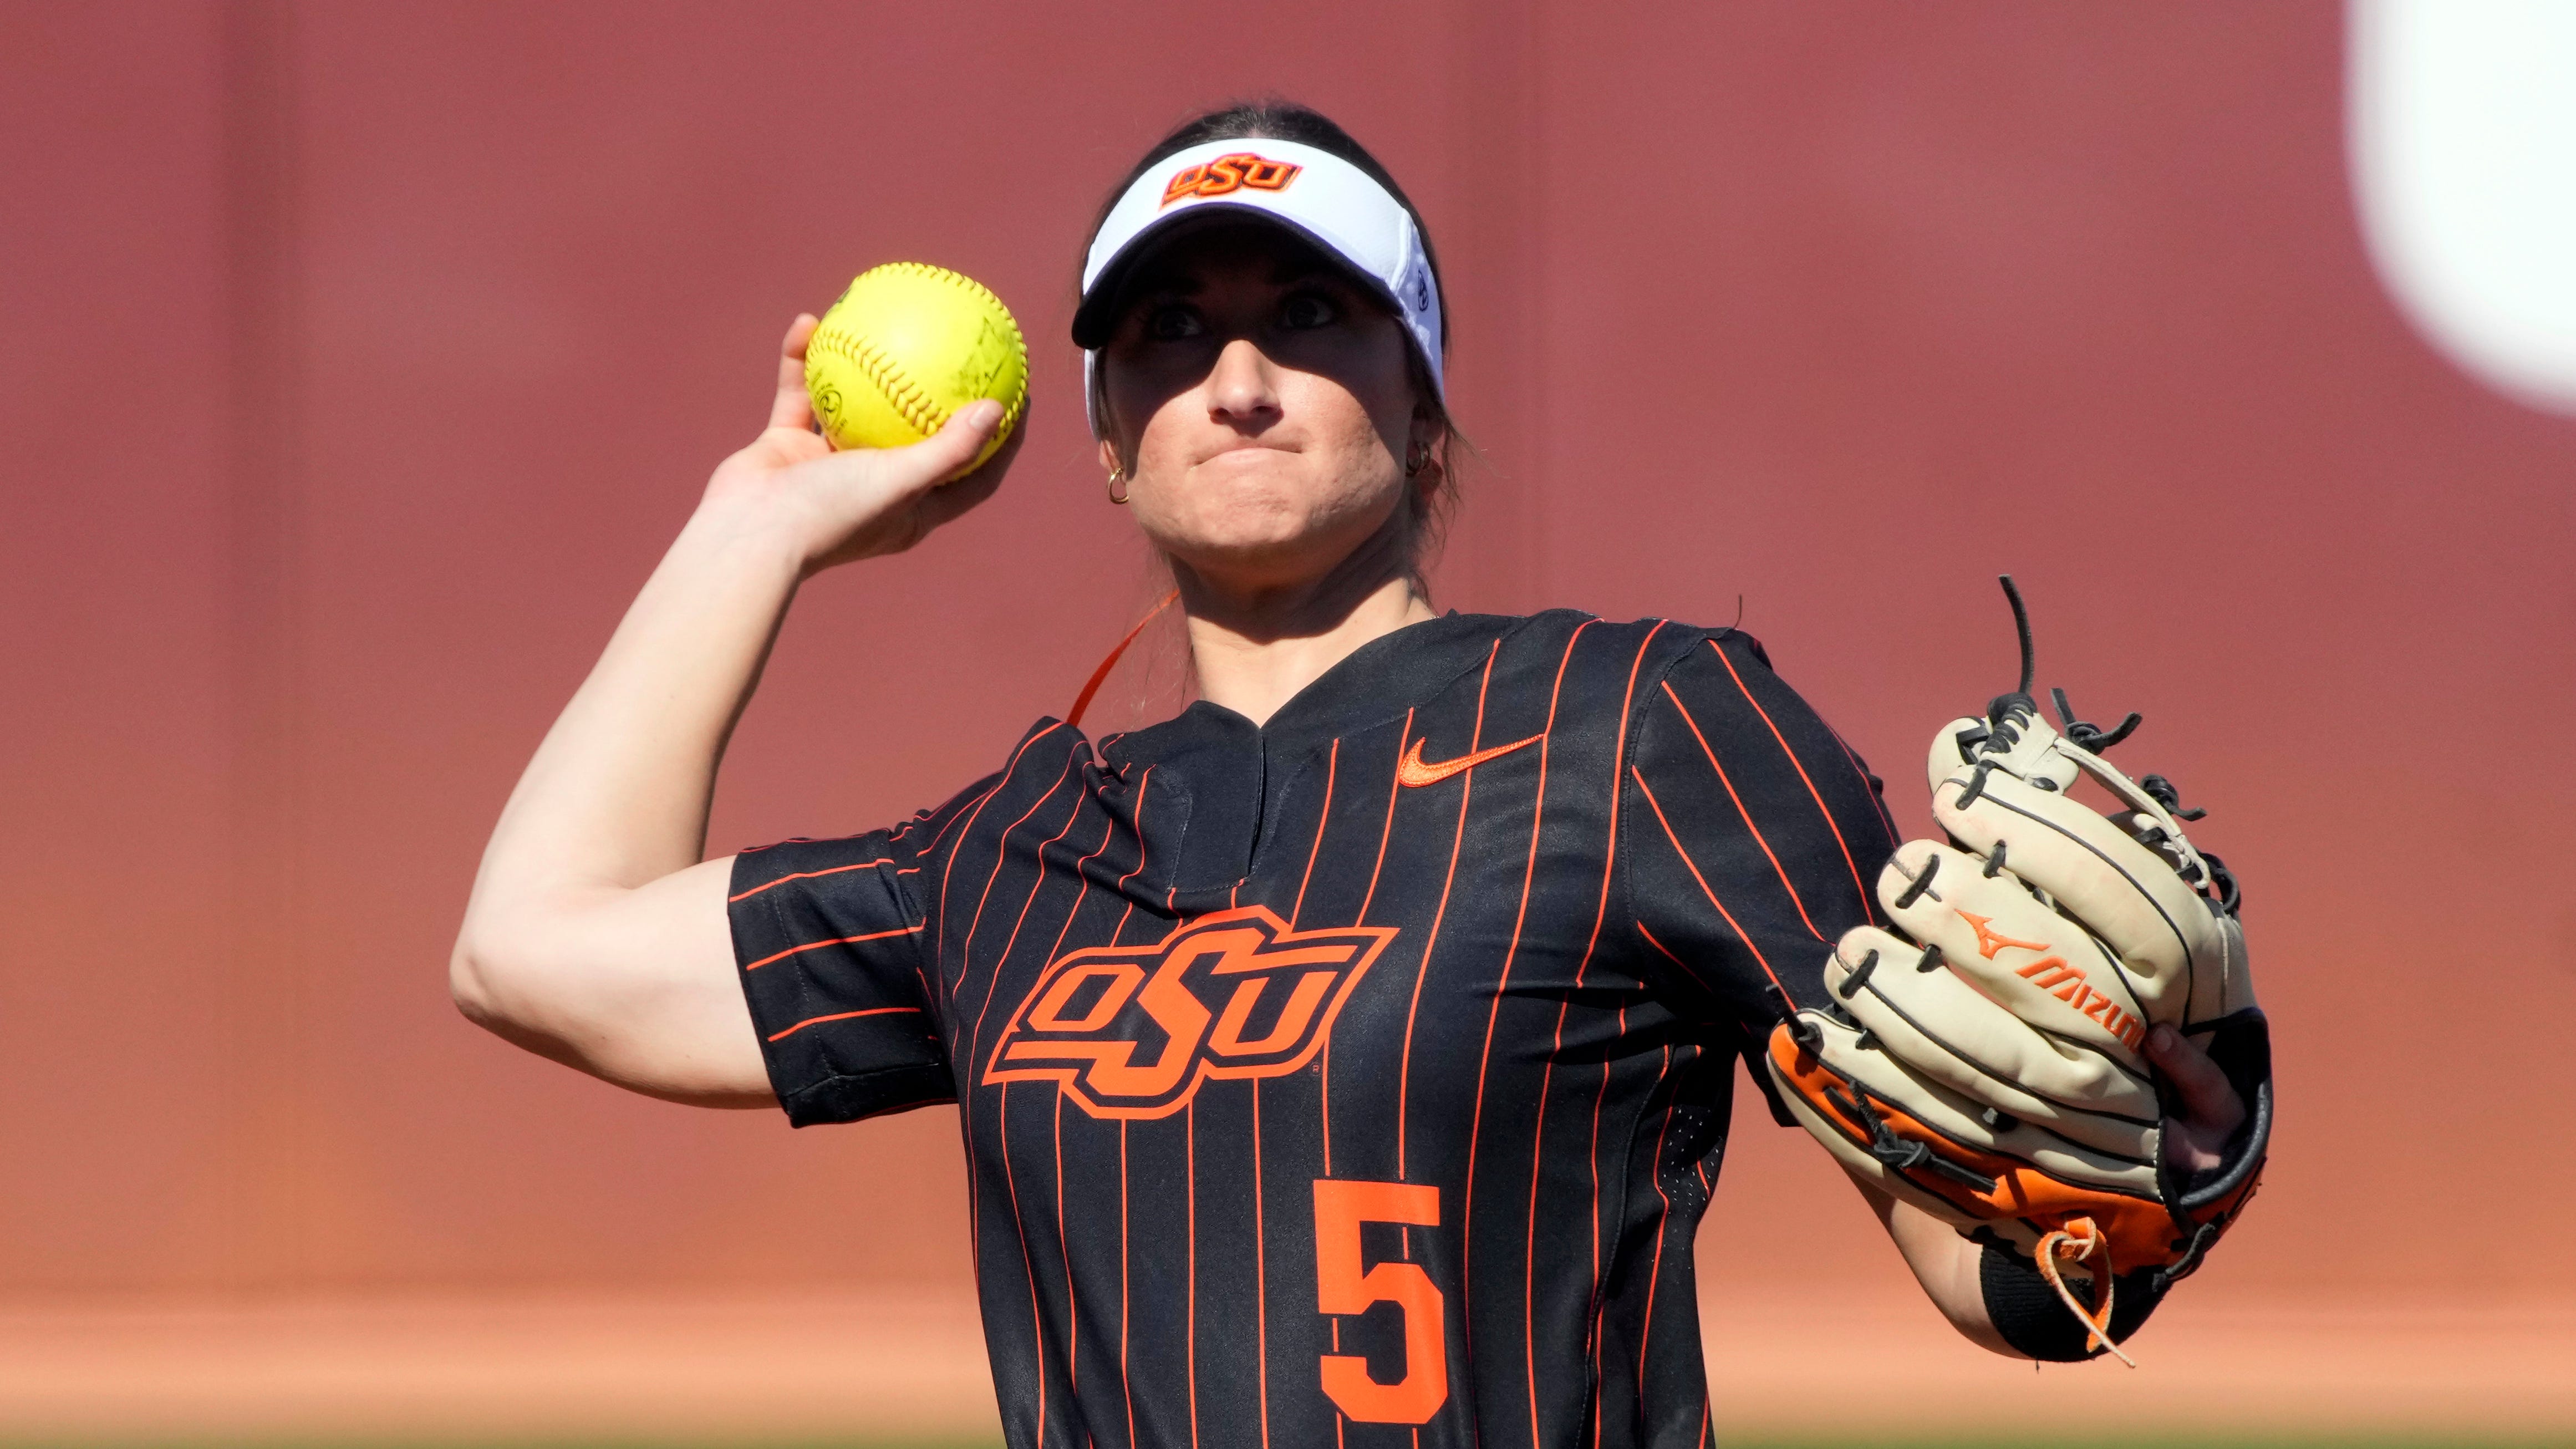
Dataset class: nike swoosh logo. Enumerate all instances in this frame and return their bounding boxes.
[1397,733,1544,788]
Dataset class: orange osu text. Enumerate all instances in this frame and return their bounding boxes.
[1162,151,1304,207]
[982,906,1395,1119]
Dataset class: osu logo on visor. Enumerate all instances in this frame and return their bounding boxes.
[1161,151,1302,207]
[984,906,1394,1119]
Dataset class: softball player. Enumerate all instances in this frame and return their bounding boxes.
[456,101,2262,1448]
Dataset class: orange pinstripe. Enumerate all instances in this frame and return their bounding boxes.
[1506,620,1594,1448]
[1055,1089,1074,1403]
[1109,824,1168,1449]
[962,771,1120,1346]
[1291,739,1339,929]
[726,857,897,903]
[1825,723,1903,851]
[1631,768,1795,1008]
[1186,1099,1200,1449]
[1396,648,1495,1181]
[970,777,1097,1054]
[762,1004,921,1043]
[1252,1077,1271,1449]
[956,756,1091,1314]
[1658,680,1828,940]
[1356,711,1413,928]
[1445,624,1589,1449]
[1108,765,1160,958]
[740,922,923,973]
[1637,896,1760,1407]
[1639,901,1743,1410]
[978,765,1143,1077]
[935,726,1064,965]
[1704,639,1873,923]
[958,750,1086,1026]
[1633,921,1710,995]
[1577,622,1665,972]
[995,1081,1049,1449]
[1335,714,1411,1185]
[1300,739,1345,1183]
[1036,813,1118,1013]
[922,777,998,857]
[1633,1044,1679,1385]
[1580,622,1662,1449]
[1120,1120,1136,1449]
[1333,1326,1347,1449]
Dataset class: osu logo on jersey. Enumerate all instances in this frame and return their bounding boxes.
[983,906,1394,1119]
[1161,151,1302,207]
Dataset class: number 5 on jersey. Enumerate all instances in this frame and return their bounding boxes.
[1313,1179,1447,1424]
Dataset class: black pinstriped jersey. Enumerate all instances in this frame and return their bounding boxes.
[731,611,1897,1449]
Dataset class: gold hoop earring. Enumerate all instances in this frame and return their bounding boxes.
[1106,466,1129,506]
[1404,443,1431,478]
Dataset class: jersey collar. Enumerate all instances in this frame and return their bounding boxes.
[1098,611,1534,770]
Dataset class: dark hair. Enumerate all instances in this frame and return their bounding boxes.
[1085,99,1464,589]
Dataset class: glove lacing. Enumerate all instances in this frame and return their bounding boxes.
[2033,1217,2137,1367]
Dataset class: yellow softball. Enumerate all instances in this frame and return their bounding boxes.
[805,262,1029,470]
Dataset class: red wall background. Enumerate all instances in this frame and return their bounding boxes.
[6,0,2572,1350]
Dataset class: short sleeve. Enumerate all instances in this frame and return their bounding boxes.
[730,821,959,1128]
[1620,630,1900,1041]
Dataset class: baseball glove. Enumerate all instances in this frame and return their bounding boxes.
[1763,579,2270,1360]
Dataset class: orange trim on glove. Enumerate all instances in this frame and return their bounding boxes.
[1765,1025,2259,1276]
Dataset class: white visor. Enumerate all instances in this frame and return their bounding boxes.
[1074,137,1444,436]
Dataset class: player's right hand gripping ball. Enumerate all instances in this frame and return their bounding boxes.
[1764,618,2270,1355]
[805,262,1029,471]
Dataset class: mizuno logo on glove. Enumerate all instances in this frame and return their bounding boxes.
[1957,909,2149,1050]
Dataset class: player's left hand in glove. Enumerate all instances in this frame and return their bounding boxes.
[1763,583,2270,1362]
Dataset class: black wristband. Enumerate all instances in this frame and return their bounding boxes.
[1978,1245,2170,1362]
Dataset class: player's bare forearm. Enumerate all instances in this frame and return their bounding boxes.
[1850,1172,2020,1356]
[472,500,803,896]
[449,498,803,1102]
[450,316,1011,1102]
